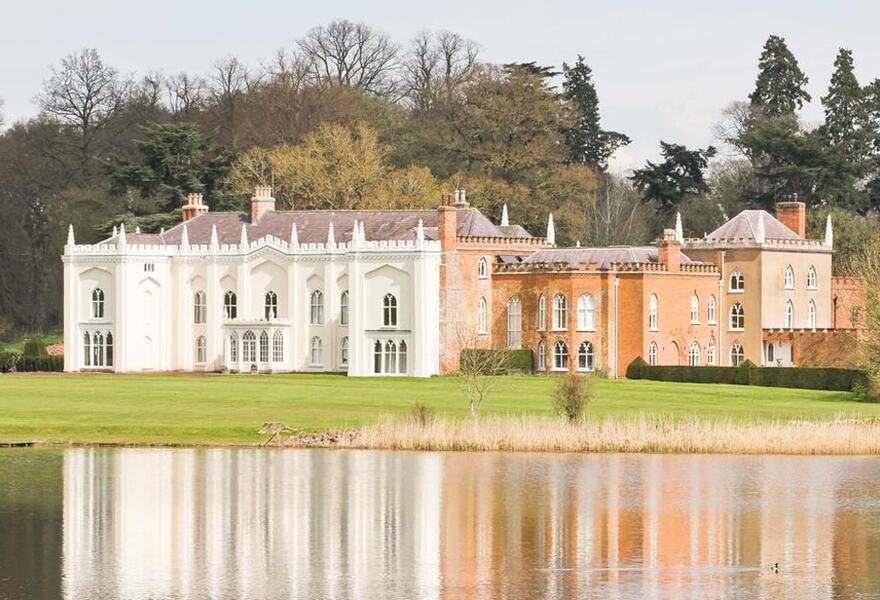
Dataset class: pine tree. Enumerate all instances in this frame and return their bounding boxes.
[562,56,630,170]
[630,142,717,215]
[749,35,811,116]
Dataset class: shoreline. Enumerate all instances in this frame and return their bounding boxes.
[6,415,880,455]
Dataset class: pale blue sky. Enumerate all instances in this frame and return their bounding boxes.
[3,0,880,170]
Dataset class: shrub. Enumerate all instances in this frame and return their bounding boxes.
[459,349,533,375]
[625,357,868,393]
[13,355,63,372]
[552,372,593,423]
[0,352,17,373]
[22,337,48,357]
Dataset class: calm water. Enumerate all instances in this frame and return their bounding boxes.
[1,449,879,600]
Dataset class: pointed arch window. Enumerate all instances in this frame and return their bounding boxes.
[784,300,794,329]
[105,333,113,367]
[224,291,237,319]
[399,341,407,374]
[384,340,398,374]
[784,265,795,290]
[193,291,206,324]
[272,330,284,363]
[537,294,546,331]
[649,294,659,331]
[648,341,658,366]
[729,271,744,292]
[310,336,323,365]
[577,295,596,331]
[730,302,744,331]
[707,295,717,324]
[196,335,207,363]
[552,294,568,330]
[478,297,488,335]
[92,332,104,366]
[83,332,92,367]
[807,266,817,290]
[807,300,816,330]
[730,342,744,367]
[690,294,700,324]
[242,331,257,362]
[537,341,546,371]
[340,336,349,367]
[91,288,105,319]
[383,293,398,327]
[507,298,522,348]
[374,340,383,373]
[688,342,701,366]
[707,336,717,365]
[309,290,323,324]
[478,257,488,279]
[340,291,349,325]
[265,291,278,320]
[553,340,569,371]
[229,333,238,363]
[577,341,594,372]
[259,331,269,362]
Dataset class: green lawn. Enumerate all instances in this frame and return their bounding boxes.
[0,373,877,445]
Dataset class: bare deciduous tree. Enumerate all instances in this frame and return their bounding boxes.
[166,73,206,117]
[37,48,130,165]
[297,20,400,98]
[208,57,254,146]
[847,242,880,398]
[405,30,479,110]
[456,333,513,419]
[585,175,651,246]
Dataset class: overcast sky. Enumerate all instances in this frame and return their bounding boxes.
[3,0,880,171]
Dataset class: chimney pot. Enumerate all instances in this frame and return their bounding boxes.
[181,193,208,222]
[251,185,276,222]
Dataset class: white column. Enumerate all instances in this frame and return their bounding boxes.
[412,252,440,377]
[206,257,220,370]
[63,257,79,371]
[348,255,366,376]
[287,258,298,370]
[176,259,191,370]
[114,258,128,372]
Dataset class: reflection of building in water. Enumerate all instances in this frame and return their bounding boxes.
[60,449,880,600]
[62,449,441,600]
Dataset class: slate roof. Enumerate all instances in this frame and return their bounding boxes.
[106,207,533,245]
[522,246,702,268]
[705,210,800,241]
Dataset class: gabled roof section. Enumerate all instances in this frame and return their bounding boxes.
[706,210,800,241]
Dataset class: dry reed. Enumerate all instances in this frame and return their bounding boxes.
[289,415,880,455]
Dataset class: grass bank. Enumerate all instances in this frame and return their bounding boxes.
[0,373,878,447]
[294,415,880,455]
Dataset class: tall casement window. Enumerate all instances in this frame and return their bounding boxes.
[242,331,257,362]
[729,302,744,330]
[807,300,816,330]
[577,295,596,331]
[224,291,237,319]
[272,331,284,363]
[707,295,717,324]
[507,298,522,348]
[577,341,594,372]
[690,294,700,324]
[767,343,775,363]
[552,294,568,330]
[688,342,701,366]
[707,336,717,365]
[339,291,349,325]
[784,300,794,329]
[373,339,406,374]
[374,341,383,373]
[310,336,323,365]
[82,330,113,368]
[340,337,349,367]
[478,297,488,334]
[193,291,206,324]
[259,331,269,362]
[399,341,408,374]
[478,257,488,279]
[730,342,744,367]
[384,341,398,374]
[265,291,278,320]
[537,341,546,371]
[196,336,207,363]
[649,294,659,331]
[310,291,323,325]
[383,293,398,327]
[807,266,817,290]
[229,333,238,362]
[537,294,546,331]
[553,340,569,371]
[784,265,795,289]
[91,288,105,319]
[729,271,744,292]
[648,341,658,366]
[105,333,113,367]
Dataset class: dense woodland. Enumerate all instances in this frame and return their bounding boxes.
[2,22,880,337]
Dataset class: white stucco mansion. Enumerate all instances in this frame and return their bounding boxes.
[63,187,445,376]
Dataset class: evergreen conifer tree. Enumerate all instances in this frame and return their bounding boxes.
[749,35,811,116]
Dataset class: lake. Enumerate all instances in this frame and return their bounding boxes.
[1,449,879,599]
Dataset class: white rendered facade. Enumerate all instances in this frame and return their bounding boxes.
[63,223,441,377]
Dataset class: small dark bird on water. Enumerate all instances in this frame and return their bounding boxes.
[771,563,779,574]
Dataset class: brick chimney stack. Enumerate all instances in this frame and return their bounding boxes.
[776,194,806,238]
[658,228,681,272]
[251,185,276,222]
[181,193,208,222]
[438,192,458,252]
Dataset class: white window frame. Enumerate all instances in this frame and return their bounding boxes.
[707,337,716,365]
[537,341,546,371]
[649,294,658,331]
[577,295,596,331]
[478,257,489,279]
[310,291,323,325]
[784,300,794,329]
[577,341,594,372]
[91,288,105,319]
[309,336,323,366]
[259,331,269,362]
[477,297,488,335]
[707,295,717,325]
[729,271,744,293]
[552,340,568,371]
[507,298,522,348]
[242,331,257,363]
[383,293,398,327]
[265,291,278,320]
[648,341,658,366]
[224,291,237,319]
[729,302,744,331]
[807,266,817,290]
[688,342,701,366]
[807,300,816,330]
[272,330,284,363]
[193,291,206,324]
[690,294,700,324]
[196,335,207,364]
[537,294,546,331]
[552,294,568,331]
[784,265,795,290]
[730,342,744,367]
[339,291,349,326]
[340,336,349,367]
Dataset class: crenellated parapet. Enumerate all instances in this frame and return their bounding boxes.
[685,237,831,252]
[493,260,718,275]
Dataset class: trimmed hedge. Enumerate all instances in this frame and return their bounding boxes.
[0,354,64,373]
[460,348,534,374]
[626,357,867,392]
